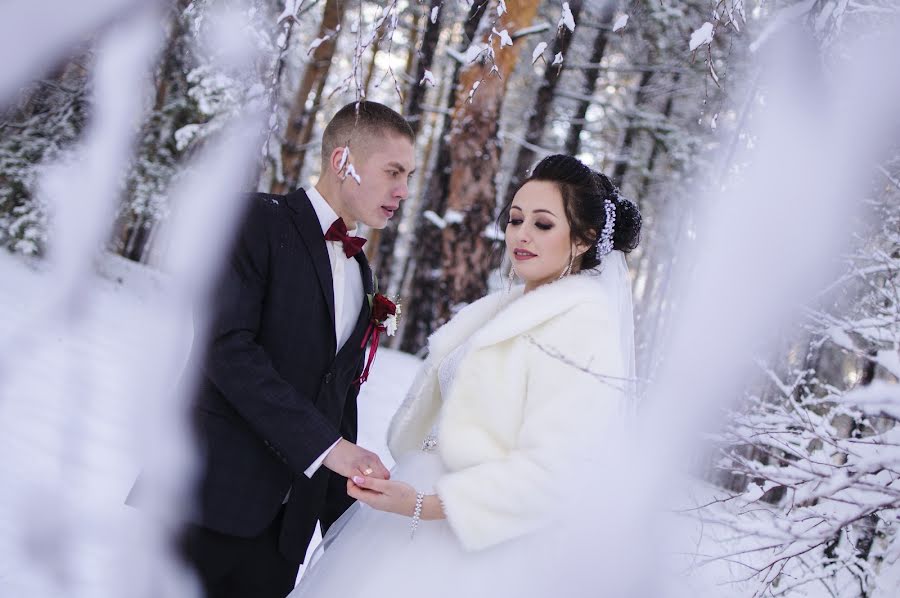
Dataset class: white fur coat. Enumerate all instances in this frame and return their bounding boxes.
[386,273,629,551]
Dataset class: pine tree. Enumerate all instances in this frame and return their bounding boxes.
[272,0,344,195]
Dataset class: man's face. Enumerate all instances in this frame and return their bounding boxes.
[338,134,416,230]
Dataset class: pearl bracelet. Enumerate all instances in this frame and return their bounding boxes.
[410,491,425,538]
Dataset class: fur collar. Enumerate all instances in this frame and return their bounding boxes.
[427,272,607,364]
[386,272,610,457]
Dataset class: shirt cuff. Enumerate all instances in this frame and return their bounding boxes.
[304,438,341,478]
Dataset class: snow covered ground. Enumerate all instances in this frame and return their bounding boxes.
[4,252,897,598]
[0,252,420,593]
[0,250,758,597]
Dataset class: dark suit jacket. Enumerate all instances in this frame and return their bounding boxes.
[189,188,372,563]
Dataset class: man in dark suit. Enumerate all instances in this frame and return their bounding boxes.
[182,101,416,598]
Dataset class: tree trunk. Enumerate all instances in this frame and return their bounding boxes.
[637,72,680,200]
[405,0,443,136]
[401,11,421,102]
[563,3,617,156]
[434,0,541,324]
[370,0,445,289]
[362,18,391,97]
[610,68,654,186]
[504,0,583,206]
[852,351,881,569]
[399,0,491,354]
[111,0,191,261]
[272,0,344,195]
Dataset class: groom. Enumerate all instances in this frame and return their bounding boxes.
[182,101,416,598]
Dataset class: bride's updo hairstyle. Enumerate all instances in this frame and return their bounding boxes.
[502,154,641,271]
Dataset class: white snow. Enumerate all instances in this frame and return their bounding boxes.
[307,35,328,54]
[558,2,576,32]
[0,0,143,102]
[463,43,486,64]
[482,222,505,242]
[354,351,422,464]
[690,22,715,51]
[174,123,201,151]
[423,210,447,229]
[613,14,629,32]
[749,0,817,54]
[277,0,300,23]
[552,52,564,66]
[493,27,513,48]
[531,41,547,65]
[3,1,900,596]
[0,250,422,590]
[0,253,197,596]
[420,69,436,87]
[344,163,361,184]
[443,209,465,225]
[467,79,480,102]
[430,6,439,24]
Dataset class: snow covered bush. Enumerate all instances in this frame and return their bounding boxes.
[693,179,900,596]
[0,62,90,255]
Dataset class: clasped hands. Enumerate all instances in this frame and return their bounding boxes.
[322,437,391,480]
[323,438,442,519]
[349,475,444,521]
[347,473,418,516]
[321,438,413,514]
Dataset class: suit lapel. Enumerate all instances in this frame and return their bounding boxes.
[337,252,373,361]
[284,189,336,338]
[356,251,374,296]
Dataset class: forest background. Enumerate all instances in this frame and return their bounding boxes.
[1,1,900,596]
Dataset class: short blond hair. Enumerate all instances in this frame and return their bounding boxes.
[321,101,415,170]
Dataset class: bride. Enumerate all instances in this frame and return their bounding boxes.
[289,154,642,597]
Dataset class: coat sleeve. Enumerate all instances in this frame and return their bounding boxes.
[321,379,361,532]
[435,302,627,551]
[202,195,341,474]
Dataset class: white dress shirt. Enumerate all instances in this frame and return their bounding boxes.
[300,187,366,479]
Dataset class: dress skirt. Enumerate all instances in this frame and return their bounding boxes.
[288,449,575,598]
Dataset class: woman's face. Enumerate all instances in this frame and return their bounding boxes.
[505,180,588,292]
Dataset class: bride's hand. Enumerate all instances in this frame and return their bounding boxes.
[347,475,417,516]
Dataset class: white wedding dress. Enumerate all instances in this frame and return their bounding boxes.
[289,341,573,598]
[290,253,639,598]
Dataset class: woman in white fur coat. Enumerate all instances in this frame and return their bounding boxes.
[290,155,642,598]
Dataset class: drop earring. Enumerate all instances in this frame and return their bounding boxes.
[558,252,575,280]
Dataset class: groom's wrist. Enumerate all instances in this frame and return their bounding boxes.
[305,437,342,477]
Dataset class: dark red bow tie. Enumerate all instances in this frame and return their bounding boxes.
[324,218,366,258]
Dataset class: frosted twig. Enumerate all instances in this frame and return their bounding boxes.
[522,334,646,392]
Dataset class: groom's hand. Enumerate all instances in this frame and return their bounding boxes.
[323,438,390,480]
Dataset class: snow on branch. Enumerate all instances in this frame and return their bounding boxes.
[687,225,900,595]
[330,0,404,102]
[689,22,714,52]
[511,22,551,40]
[558,2,575,33]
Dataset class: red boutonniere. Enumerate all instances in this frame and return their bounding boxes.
[371,293,400,336]
[356,279,401,385]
